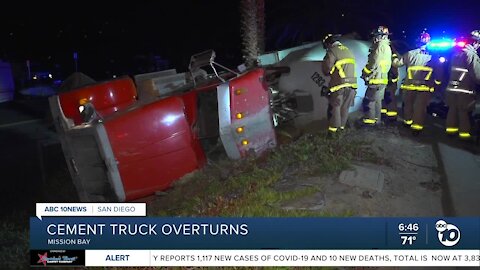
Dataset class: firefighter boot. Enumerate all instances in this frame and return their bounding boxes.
[403,119,413,128]
[458,132,473,141]
[411,123,423,136]
[385,116,398,126]
[381,108,388,121]
[327,131,340,139]
[411,129,421,137]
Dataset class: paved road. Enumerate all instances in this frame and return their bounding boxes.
[399,114,480,216]
[0,100,70,218]
[0,99,49,125]
[438,142,480,216]
[429,117,480,216]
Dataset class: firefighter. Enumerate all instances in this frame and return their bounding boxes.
[382,46,400,122]
[361,26,392,126]
[445,30,480,140]
[392,31,442,135]
[321,34,357,134]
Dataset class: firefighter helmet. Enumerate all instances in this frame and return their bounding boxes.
[471,30,480,41]
[371,26,391,36]
[322,34,341,49]
[418,32,431,45]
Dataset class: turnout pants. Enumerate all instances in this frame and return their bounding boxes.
[383,82,398,118]
[363,84,386,124]
[403,90,432,131]
[328,87,356,132]
[445,91,476,137]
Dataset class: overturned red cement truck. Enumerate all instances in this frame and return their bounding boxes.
[50,50,277,202]
[51,38,379,202]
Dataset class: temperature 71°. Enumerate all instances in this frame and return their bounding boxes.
[401,235,417,245]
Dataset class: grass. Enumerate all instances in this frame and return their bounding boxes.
[0,161,76,270]
[0,213,30,270]
[1,129,379,270]
[152,130,378,217]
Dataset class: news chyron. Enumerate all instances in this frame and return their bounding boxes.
[30,203,480,267]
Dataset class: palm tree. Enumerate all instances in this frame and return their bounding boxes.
[256,0,266,54]
[240,0,265,67]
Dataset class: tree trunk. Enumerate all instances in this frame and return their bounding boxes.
[256,0,265,54]
[240,0,265,67]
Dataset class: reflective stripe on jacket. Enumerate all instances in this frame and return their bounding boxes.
[363,39,392,85]
[393,48,440,92]
[447,45,480,95]
[322,42,358,92]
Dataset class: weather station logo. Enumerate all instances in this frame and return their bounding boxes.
[435,219,461,247]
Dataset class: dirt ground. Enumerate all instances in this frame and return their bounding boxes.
[144,122,448,219]
[0,101,474,270]
[274,125,444,217]
[0,100,450,219]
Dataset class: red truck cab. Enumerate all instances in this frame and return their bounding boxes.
[50,50,276,202]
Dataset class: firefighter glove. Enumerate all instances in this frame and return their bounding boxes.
[320,86,330,96]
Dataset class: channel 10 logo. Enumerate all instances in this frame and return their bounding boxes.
[435,220,461,247]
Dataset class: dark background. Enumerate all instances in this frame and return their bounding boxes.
[1,0,479,81]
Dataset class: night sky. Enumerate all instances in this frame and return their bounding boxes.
[1,0,479,81]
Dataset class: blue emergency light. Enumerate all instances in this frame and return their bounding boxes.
[427,39,455,50]
[427,37,467,51]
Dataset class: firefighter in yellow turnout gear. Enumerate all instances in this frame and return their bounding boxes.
[322,34,357,133]
[361,26,392,126]
[392,32,442,135]
[445,30,480,140]
[382,47,400,121]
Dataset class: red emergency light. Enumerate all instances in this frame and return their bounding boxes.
[455,41,466,48]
